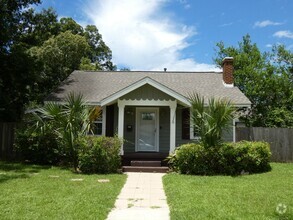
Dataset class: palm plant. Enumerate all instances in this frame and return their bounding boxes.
[32,93,91,171]
[189,93,235,148]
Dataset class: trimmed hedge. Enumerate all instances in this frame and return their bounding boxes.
[77,136,121,174]
[218,141,272,174]
[168,141,271,175]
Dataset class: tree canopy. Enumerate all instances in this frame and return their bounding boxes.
[214,35,293,127]
[0,0,116,122]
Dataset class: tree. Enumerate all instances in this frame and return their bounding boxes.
[0,4,116,122]
[84,25,116,70]
[0,0,41,53]
[189,93,235,148]
[19,8,60,47]
[79,57,96,71]
[60,17,83,35]
[32,93,91,171]
[214,35,293,127]
[119,67,131,71]
[0,0,41,121]
[29,31,90,97]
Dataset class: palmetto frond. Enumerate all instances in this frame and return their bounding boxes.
[189,93,235,148]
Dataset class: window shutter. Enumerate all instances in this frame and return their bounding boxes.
[106,105,114,137]
[182,108,190,140]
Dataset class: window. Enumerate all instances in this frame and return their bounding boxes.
[190,125,201,140]
[91,119,102,135]
[89,113,103,136]
[142,112,155,120]
[185,108,200,140]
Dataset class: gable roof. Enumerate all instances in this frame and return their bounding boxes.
[101,77,190,106]
[46,70,251,106]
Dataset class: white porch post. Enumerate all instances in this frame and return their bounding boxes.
[169,102,177,154]
[102,106,106,136]
[118,100,125,155]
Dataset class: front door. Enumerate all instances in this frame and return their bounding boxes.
[136,108,159,152]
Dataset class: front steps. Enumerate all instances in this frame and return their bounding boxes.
[122,160,169,173]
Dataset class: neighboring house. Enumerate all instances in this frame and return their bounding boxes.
[46,57,251,164]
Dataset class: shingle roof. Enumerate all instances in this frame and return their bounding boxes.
[46,70,251,106]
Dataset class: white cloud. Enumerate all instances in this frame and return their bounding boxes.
[265,44,272,48]
[273,30,293,39]
[254,20,283,28]
[83,0,218,71]
[178,0,191,9]
[219,22,233,27]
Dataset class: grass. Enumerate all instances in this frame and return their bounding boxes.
[0,161,126,220]
[163,163,293,220]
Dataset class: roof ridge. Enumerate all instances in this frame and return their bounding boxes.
[74,70,222,74]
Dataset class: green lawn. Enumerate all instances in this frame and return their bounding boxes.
[163,163,293,220]
[0,162,126,220]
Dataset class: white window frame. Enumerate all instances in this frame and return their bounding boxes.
[190,125,201,140]
[88,107,106,136]
[91,118,103,136]
[189,110,201,140]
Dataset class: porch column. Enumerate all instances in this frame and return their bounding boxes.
[118,100,125,155]
[169,102,177,154]
[102,106,106,136]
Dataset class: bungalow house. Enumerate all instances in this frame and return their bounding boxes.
[46,57,251,166]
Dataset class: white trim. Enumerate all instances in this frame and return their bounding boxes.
[118,99,177,108]
[222,80,234,88]
[169,104,176,154]
[102,106,106,136]
[101,77,190,106]
[233,118,240,142]
[135,107,159,152]
[118,99,177,155]
[118,102,125,155]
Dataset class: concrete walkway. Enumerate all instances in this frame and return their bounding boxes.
[106,172,170,220]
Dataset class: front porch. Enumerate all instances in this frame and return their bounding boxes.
[117,99,178,156]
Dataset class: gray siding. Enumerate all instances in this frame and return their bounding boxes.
[124,106,136,152]
[121,84,175,101]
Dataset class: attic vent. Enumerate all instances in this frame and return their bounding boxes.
[164,68,167,72]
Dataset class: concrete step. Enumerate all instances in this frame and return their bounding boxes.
[131,160,161,167]
[122,166,169,173]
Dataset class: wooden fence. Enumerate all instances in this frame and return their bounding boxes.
[0,123,18,159]
[236,127,293,162]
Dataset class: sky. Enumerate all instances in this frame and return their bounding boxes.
[36,0,293,71]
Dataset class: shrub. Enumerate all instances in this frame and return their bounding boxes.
[14,125,60,165]
[168,141,271,175]
[77,136,121,174]
[219,141,272,174]
[168,143,222,175]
